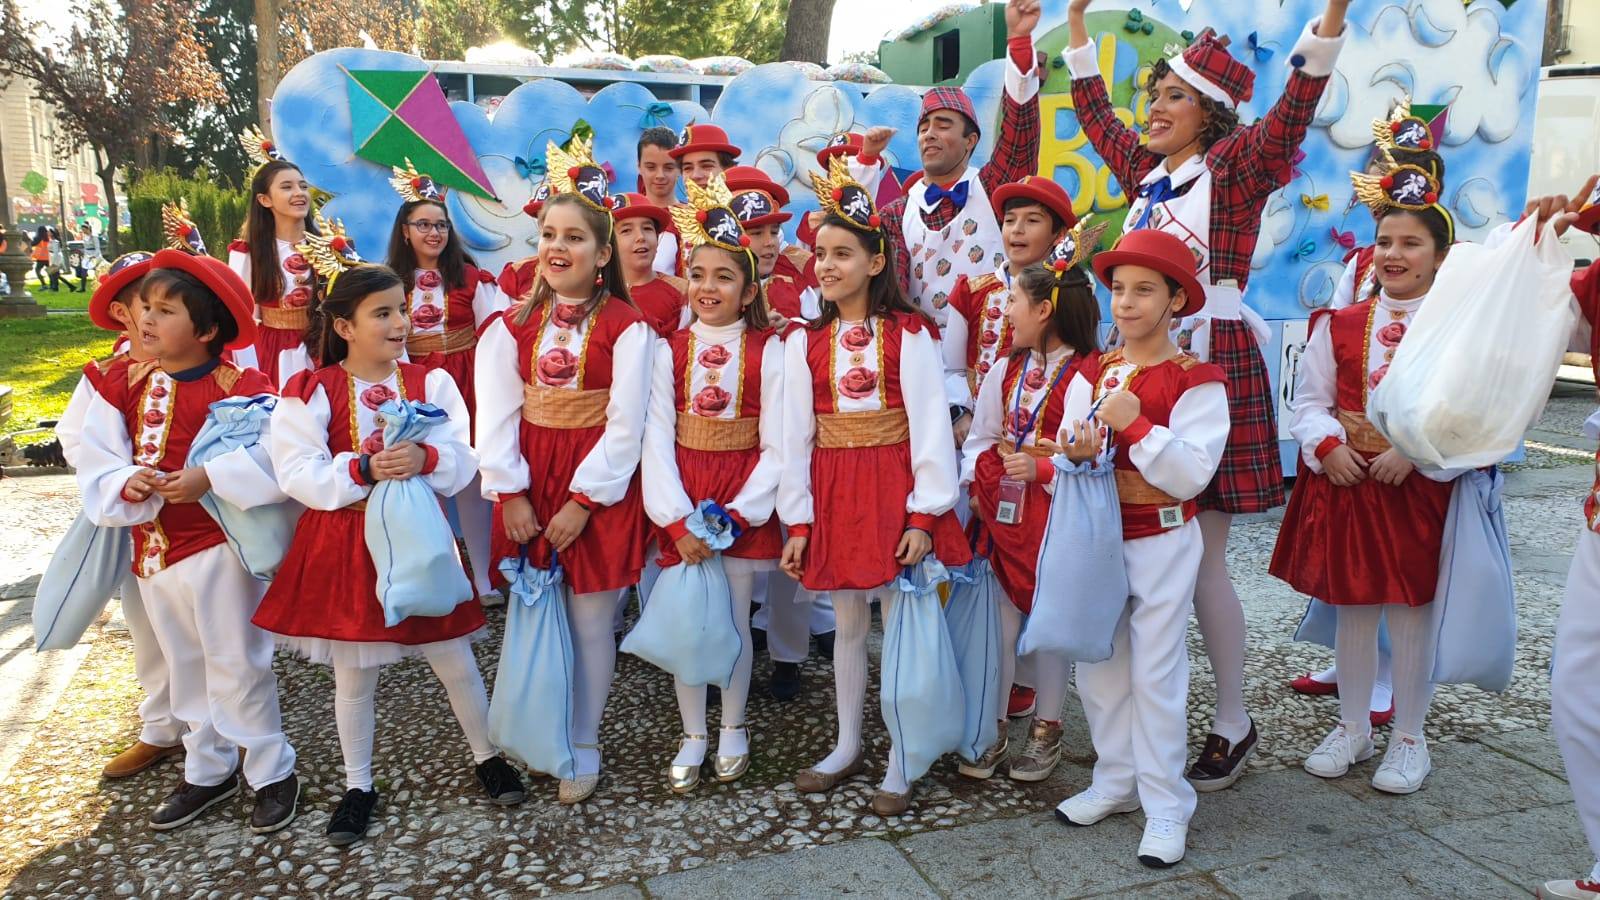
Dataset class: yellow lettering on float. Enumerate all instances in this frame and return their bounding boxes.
[1037,32,1154,217]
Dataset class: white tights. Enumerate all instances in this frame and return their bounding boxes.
[568,589,625,777]
[1334,603,1437,739]
[333,639,495,791]
[998,599,1070,725]
[1195,512,1251,743]
[816,589,923,796]
[455,476,495,595]
[673,558,762,766]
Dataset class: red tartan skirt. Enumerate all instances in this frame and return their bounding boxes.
[253,323,304,386]
[1199,318,1286,514]
[801,441,971,592]
[969,448,1049,613]
[654,445,783,567]
[490,420,647,595]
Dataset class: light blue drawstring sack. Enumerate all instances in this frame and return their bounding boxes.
[943,556,1002,764]
[1293,598,1393,655]
[1021,431,1129,663]
[364,399,472,626]
[33,513,130,651]
[1430,467,1516,690]
[881,558,965,783]
[488,552,579,779]
[621,500,742,688]
[186,395,297,580]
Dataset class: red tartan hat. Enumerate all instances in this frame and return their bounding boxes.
[920,87,981,135]
[1167,29,1254,110]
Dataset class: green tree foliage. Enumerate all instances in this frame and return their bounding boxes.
[126,170,249,257]
[494,0,788,64]
[168,0,258,186]
[418,0,504,60]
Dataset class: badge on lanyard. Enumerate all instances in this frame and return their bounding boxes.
[996,357,1071,526]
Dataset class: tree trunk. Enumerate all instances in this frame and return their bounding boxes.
[98,155,120,257]
[255,0,282,130]
[779,0,837,64]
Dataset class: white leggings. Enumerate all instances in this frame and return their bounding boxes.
[568,588,625,777]
[998,600,1070,725]
[674,557,764,740]
[333,638,495,791]
[1333,603,1437,739]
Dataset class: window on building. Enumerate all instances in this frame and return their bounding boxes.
[934,30,961,82]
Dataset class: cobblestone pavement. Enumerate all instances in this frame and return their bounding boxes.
[0,386,1594,899]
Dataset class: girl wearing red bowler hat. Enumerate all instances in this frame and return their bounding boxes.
[1045,229,1227,869]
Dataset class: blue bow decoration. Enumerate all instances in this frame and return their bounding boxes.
[514,155,547,182]
[925,179,970,211]
[1290,239,1317,262]
[1246,32,1274,62]
[638,101,674,129]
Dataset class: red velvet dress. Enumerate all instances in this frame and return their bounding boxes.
[630,275,688,337]
[407,264,498,425]
[228,238,315,385]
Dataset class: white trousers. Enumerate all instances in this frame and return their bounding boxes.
[118,569,184,746]
[139,544,295,789]
[754,573,836,664]
[1076,520,1202,824]
[1554,528,1600,874]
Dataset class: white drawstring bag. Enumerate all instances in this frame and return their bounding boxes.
[1368,217,1577,470]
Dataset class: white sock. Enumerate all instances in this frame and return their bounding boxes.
[421,640,496,763]
[333,663,380,791]
[1311,664,1338,684]
[816,589,869,773]
[1385,604,1438,737]
[717,725,749,759]
[569,589,621,777]
[673,734,708,768]
[1372,646,1395,712]
[1195,512,1251,744]
[1334,605,1383,740]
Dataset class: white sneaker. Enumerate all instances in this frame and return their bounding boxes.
[1371,732,1432,794]
[1304,723,1375,778]
[1053,787,1140,827]
[1137,816,1187,868]
[1539,878,1600,899]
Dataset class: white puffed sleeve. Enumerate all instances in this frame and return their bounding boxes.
[1127,381,1230,502]
[943,311,974,410]
[226,248,262,371]
[228,247,251,286]
[75,390,161,527]
[270,384,368,511]
[653,232,680,277]
[641,339,694,528]
[777,330,816,527]
[901,325,960,516]
[275,346,313,391]
[959,354,1010,486]
[472,277,508,326]
[1330,257,1359,311]
[1042,371,1100,497]
[473,316,530,499]
[571,321,652,505]
[419,369,479,497]
[55,373,96,469]
[1004,43,1040,103]
[202,397,288,511]
[1288,316,1343,474]
[726,333,784,527]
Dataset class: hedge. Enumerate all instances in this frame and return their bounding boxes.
[126,171,250,258]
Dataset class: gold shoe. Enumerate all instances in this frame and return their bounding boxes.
[559,743,600,804]
[669,733,708,794]
[870,785,913,816]
[794,751,866,794]
[713,726,749,783]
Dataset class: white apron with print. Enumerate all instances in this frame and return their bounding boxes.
[902,166,1005,329]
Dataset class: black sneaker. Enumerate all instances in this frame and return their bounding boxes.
[751,627,768,656]
[1185,720,1258,793]
[326,788,380,847]
[150,774,240,831]
[475,757,527,806]
[815,631,835,661]
[250,773,300,834]
[769,661,801,702]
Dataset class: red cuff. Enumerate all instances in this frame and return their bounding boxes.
[907,512,937,532]
[857,152,881,166]
[1007,35,1035,72]
[665,517,691,542]
[1119,415,1154,444]
[1034,456,1055,483]
[786,523,812,539]
[796,216,817,249]
[348,458,366,486]
[1314,436,1344,461]
[418,443,439,475]
[570,491,597,510]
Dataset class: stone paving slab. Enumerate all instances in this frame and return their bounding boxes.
[1427,803,1593,893]
[1209,829,1526,898]
[643,838,936,899]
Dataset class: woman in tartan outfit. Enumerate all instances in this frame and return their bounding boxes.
[1064,0,1350,791]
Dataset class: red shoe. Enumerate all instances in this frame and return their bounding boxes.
[1289,674,1339,696]
[1370,703,1395,728]
[1007,685,1036,719]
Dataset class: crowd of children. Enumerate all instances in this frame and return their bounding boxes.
[50,0,1600,884]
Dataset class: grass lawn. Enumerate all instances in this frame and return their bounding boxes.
[0,315,116,435]
[10,278,96,310]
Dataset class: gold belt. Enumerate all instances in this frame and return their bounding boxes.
[816,409,909,449]
[1337,408,1391,454]
[407,326,477,355]
[997,439,1053,458]
[1115,469,1180,506]
[259,305,309,331]
[521,383,608,429]
[676,413,759,452]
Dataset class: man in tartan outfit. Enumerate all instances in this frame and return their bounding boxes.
[1064,0,1351,793]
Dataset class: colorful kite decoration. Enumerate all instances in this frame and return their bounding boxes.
[343,66,498,200]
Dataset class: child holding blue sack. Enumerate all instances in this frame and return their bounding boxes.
[639,173,784,793]
[254,241,523,848]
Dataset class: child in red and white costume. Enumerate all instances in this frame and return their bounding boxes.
[637,126,684,276]
[1050,230,1228,868]
[1270,162,1465,797]
[475,140,654,804]
[957,223,1102,783]
[56,250,184,779]
[613,191,688,336]
[1065,0,1350,790]
[779,160,972,816]
[644,174,784,792]
[254,253,523,846]
[72,249,299,834]
[228,128,319,383]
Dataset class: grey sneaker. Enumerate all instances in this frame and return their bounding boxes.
[1007,718,1063,782]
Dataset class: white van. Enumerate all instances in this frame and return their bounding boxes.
[1528,64,1600,377]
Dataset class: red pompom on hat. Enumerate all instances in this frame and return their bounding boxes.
[990,176,1080,231]
[89,251,155,332]
[1166,28,1255,110]
[1091,229,1208,318]
[669,123,742,161]
[148,248,259,350]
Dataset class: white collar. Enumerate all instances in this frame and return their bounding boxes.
[1140,153,1207,189]
[690,318,746,342]
[1377,289,1428,312]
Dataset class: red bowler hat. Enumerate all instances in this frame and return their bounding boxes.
[89,251,156,332]
[609,192,672,230]
[991,175,1079,230]
[149,248,259,350]
[723,165,793,227]
[817,132,865,168]
[669,123,742,160]
[1091,229,1207,317]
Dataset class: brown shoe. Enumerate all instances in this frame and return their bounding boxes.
[1007,718,1064,782]
[869,785,912,816]
[794,752,865,793]
[103,741,183,779]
